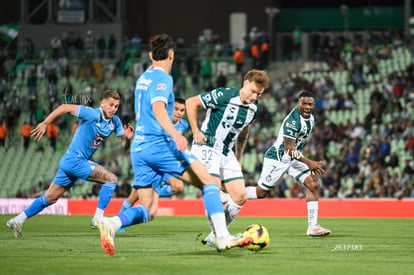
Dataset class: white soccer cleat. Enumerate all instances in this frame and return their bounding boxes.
[220,190,230,204]
[201,232,218,250]
[306,224,332,237]
[6,219,23,238]
[97,218,116,256]
[90,218,98,229]
[216,233,253,251]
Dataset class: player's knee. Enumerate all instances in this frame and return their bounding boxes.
[305,177,320,192]
[107,173,118,183]
[232,193,248,205]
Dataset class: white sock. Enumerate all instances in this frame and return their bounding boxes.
[307,201,318,227]
[93,208,104,220]
[14,212,28,224]
[246,186,258,199]
[111,216,122,230]
[210,212,230,239]
[224,198,242,226]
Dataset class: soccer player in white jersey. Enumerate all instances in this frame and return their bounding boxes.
[6,90,134,238]
[186,69,270,248]
[246,90,331,237]
[96,34,252,256]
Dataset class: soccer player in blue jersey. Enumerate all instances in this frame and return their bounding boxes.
[116,98,188,233]
[6,90,134,238]
[96,34,252,256]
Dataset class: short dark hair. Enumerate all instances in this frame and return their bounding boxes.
[102,90,121,101]
[298,90,314,99]
[150,34,175,61]
[175,97,186,105]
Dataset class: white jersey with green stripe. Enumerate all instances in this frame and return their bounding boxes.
[265,106,315,161]
[198,87,258,155]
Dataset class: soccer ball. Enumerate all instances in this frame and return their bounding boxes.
[243,224,270,252]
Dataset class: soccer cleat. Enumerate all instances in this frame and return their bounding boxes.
[116,227,126,233]
[216,233,253,251]
[90,219,98,229]
[6,219,23,238]
[306,224,332,237]
[220,190,230,204]
[201,232,218,250]
[97,218,116,256]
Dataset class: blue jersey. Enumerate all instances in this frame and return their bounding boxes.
[131,66,174,151]
[174,119,189,135]
[67,105,124,159]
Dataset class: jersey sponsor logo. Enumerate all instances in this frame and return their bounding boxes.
[91,135,105,148]
[211,90,223,103]
[136,84,148,91]
[138,77,152,86]
[156,83,167,90]
[285,122,298,131]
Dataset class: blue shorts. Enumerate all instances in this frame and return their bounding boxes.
[52,153,97,188]
[131,139,196,189]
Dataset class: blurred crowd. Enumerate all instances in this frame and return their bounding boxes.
[1,27,413,199]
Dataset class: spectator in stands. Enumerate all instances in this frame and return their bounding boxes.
[0,120,7,147]
[233,48,245,75]
[50,36,62,59]
[97,34,107,59]
[21,122,32,151]
[291,25,302,60]
[215,71,227,88]
[0,74,8,101]
[84,30,95,53]
[47,120,59,151]
[108,34,117,58]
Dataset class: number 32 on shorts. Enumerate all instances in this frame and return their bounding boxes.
[201,149,213,161]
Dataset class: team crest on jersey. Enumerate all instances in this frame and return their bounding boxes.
[92,135,105,147]
[246,109,255,122]
[109,123,114,130]
[156,83,167,90]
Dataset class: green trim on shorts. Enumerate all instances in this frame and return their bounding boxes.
[222,176,244,183]
[260,182,273,190]
[295,169,310,182]
[211,173,220,178]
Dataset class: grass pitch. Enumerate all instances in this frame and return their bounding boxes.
[1,215,413,275]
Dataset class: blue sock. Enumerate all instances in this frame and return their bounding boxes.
[97,182,116,210]
[24,195,52,218]
[119,199,133,214]
[157,185,174,197]
[118,205,150,227]
[202,183,224,215]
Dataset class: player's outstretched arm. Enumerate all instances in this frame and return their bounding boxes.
[31,104,78,142]
[185,95,206,145]
[236,125,251,162]
[283,136,325,175]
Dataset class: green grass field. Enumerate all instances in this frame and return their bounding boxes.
[1,215,413,275]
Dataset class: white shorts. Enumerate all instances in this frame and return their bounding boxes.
[191,144,243,183]
[257,157,311,190]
